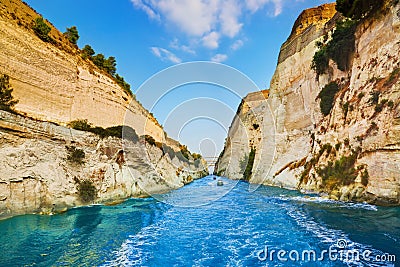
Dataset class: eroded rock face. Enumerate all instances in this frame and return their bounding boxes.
[0,111,208,219]
[0,1,165,142]
[216,2,400,205]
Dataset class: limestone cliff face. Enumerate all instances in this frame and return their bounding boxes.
[216,2,400,205]
[0,110,207,219]
[0,0,165,142]
[0,0,208,218]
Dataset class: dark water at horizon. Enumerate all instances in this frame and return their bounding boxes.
[0,176,399,266]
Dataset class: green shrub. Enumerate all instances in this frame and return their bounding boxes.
[388,100,394,109]
[115,74,132,96]
[317,82,339,116]
[243,147,256,181]
[336,0,384,20]
[92,54,117,76]
[66,146,85,164]
[311,47,329,75]
[81,44,95,59]
[358,92,365,99]
[312,20,356,74]
[67,120,139,142]
[326,20,357,71]
[0,74,18,111]
[385,68,400,85]
[32,17,51,42]
[335,142,341,151]
[77,179,97,203]
[64,26,79,44]
[68,119,92,131]
[316,152,358,189]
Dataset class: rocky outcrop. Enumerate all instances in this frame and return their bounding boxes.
[216,2,400,205]
[0,0,208,219]
[0,110,207,219]
[0,0,165,142]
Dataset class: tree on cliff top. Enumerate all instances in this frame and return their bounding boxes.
[32,17,51,42]
[0,74,18,111]
[64,26,80,45]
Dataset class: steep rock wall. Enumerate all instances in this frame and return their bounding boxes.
[0,0,165,142]
[0,110,207,219]
[216,2,400,205]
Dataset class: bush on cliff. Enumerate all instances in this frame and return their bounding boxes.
[242,147,256,181]
[32,17,51,42]
[0,74,18,111]
[64,26,79,45]
[67,119,139,142]
[336,0,384,20]
[317,82,339,116]
[77,179,97,203]
[311,20,356,74]
[81,44,95,59]
[66,146,85,165]
[316,151,358,189]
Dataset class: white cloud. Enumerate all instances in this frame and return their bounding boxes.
[150,47,182,63]
[156,0,219,37]
[220,0,243,38]
[133,0,286,50]
[245,0,283,16]
[231,39,244,50]
[202,31,220,49]
[170,38,196,55]
[131,0,160,21]
[211,53,228,63]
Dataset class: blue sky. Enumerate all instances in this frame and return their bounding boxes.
[25,0,331,159]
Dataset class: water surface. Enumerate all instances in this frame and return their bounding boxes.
[0,176,398,266]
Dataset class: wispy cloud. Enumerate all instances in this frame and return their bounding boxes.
[211,54,228,63]
[131,0,160,21]
[245,0,283,16]
[170,39,196,55]
[150,47,182,63]
[132,0,286,51]
[231,39,244,51]
[202,31,220,49]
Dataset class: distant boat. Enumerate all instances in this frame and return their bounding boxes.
[217,180,223,186]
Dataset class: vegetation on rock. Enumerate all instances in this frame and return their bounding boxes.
[32,17,51,42]
[0,74,18,111]
[336,0,384,20]
[67,119,139,142]
[317,82,339,116]
[63,26,79,45]
[76,179,97,203]
[312,20,356,74]
[316,151,359,190]
[242,147,256,181]
[66,146,85,165]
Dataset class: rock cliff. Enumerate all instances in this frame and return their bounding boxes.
[0,0,164,141]
[0,0,207,218]
[216,2,400,205]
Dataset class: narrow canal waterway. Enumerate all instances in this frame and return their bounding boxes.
[0,176,398,266]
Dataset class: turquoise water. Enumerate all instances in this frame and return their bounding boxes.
[0,176,399,267]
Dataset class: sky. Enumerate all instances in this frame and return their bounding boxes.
[25,0,332,161]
